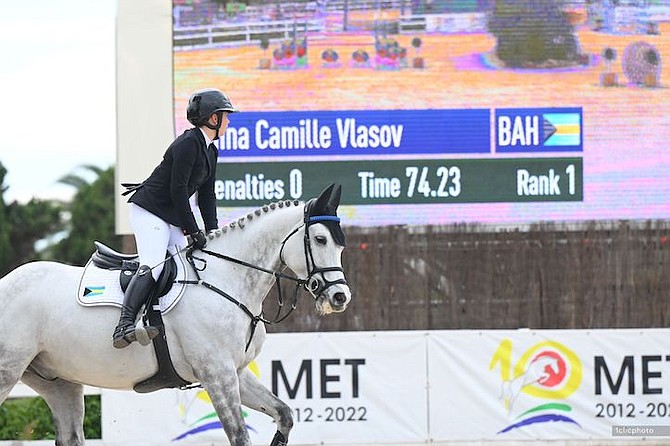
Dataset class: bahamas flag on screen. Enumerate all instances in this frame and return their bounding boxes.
[543,112,581,146]
[495,107,582,153]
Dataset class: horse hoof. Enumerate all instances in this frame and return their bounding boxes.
[270,431,288,446]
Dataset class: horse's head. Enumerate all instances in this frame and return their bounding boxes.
[281,184,352,315]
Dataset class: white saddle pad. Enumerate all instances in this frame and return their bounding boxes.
[76,251,190,314]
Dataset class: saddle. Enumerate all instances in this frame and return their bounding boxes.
[91,241,177,298]
[91,241,192,393]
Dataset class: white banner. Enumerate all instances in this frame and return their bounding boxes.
[102,331,428,445]
[429,329,670,441]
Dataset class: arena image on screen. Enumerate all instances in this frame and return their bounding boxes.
[171,0,670,226]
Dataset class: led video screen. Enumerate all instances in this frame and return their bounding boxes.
[172,0,670,226]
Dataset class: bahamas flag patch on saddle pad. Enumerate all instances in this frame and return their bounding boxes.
[76,250,190,314]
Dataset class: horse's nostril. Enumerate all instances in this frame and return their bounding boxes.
[332,292,347,306]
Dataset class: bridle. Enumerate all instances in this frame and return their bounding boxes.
[279,214,348,300]
[179,211,348,351]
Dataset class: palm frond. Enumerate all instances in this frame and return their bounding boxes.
[57,164,106,190]
[57,174,89,190]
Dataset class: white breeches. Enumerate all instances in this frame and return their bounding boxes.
[129,203,188,281]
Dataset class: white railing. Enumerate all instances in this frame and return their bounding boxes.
[323,0,408,11]
[172,20,324,50]
[173,19,325,50]
[398,12,488,33]
[398,14,426,32]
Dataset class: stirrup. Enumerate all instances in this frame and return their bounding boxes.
[113,324,159,349]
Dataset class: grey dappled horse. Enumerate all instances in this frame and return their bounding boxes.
[0,184,352,446]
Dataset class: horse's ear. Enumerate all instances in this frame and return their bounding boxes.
[327,184,341,211]
[313,183,335,213]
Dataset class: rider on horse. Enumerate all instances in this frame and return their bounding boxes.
[113,88,238,349]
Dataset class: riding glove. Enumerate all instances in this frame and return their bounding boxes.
[190,230,207,249]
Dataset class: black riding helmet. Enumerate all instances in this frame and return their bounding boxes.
[186,88,238,139]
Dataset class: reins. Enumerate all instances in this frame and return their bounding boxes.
[175,213,346,352]
[176,247,304,352]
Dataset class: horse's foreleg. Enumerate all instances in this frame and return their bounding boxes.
[0,370,21,405]
[239,368,293,446]
[200,367,252,446]
[0,349,33,405]
[21,369,85,446]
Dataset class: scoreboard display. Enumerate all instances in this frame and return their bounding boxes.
[214,107,583,206]
[170,2,670,226]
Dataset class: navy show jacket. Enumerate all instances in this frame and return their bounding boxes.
[127,128,218,234]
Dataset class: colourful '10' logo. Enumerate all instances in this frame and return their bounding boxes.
[489,339,583,433]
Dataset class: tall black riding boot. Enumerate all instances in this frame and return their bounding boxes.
[112,265,158,349]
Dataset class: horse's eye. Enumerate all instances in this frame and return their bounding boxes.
[315,235,327,245]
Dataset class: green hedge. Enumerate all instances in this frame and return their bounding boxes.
[0,395,101,440]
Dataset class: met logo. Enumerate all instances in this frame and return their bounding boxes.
[495,108,582,153]
[271,358,365,399]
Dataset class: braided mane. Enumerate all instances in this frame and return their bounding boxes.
[207,200,302,239]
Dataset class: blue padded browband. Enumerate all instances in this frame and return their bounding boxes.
[308,215,341,223]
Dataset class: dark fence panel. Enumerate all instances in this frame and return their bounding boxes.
[266,221,670,333]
